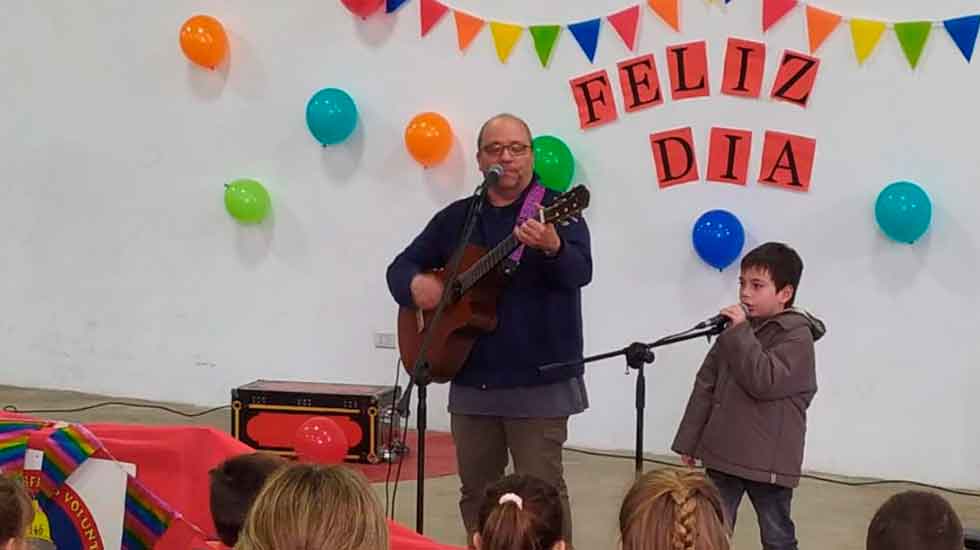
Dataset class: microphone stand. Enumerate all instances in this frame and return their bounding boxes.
[539,323,726,478]
[395,182,488,534]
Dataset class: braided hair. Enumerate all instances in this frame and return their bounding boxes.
[620,468,730,550]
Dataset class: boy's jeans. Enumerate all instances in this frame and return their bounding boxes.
[707,469,799,550]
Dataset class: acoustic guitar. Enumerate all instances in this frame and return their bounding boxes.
[397,185,591,383]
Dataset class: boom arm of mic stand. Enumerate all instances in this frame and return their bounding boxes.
[534,322,724,479]
[538,323,725,373]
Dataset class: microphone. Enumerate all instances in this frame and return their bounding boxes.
[694,304,748,329]
[482,164,503,187]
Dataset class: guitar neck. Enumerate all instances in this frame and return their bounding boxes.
[457,234,519,293]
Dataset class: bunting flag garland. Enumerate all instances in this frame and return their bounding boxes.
[529,25,561,67]
[944,15,980,62]
[569,19,602,63]
[608,5,641,51]
[894,21,932,69]
[490,22,523,63]
[804,5,841,53]
[420,0,450,37]
[850,18,887,65]
[386,0,410,13]
[648,0,680,31]
[763,0,798,32]
[764,2,979,66]
[454,11,485,51]
[375,0,980,69]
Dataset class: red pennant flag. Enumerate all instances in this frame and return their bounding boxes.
[608,5,641,51]
[763,0,799,32]
[420,0,450,37]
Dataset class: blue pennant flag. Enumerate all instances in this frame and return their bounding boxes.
[386,0,411,14]
[568,18,601,63]
[943,15,980,61]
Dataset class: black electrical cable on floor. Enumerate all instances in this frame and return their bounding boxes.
[3,402,229,418]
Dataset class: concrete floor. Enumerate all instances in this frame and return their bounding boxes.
[2,384,978,550]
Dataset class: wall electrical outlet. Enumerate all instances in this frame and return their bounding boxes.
[373,331,397,349]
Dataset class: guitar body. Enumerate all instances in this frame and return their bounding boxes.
[397,244,506,383]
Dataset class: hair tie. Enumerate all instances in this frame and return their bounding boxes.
[498,493,523,509]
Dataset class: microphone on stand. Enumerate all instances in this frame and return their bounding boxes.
[694,304,749,329]
[481,164,503,188]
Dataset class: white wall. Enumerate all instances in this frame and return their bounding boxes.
[2,0,978,487]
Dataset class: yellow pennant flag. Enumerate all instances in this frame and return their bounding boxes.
[490,22,524,63]
[850,18,887,64]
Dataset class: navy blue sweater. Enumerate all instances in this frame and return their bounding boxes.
[386,182,592,388]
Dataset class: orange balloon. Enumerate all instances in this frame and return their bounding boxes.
[405,112,453,167]
[179,15,228,70]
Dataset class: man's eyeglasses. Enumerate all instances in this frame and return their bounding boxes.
[480,142,531,156]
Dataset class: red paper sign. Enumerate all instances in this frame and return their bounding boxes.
[650,127,699,188]
[666,41,710,100]
[722,38,766,98]
[770,50,821,107]
[759,130,816,191]
[569,69,618,129]
[707,127,753,185]
[617,54,664,113]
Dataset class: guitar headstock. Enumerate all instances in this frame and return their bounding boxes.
[541,185,590,226]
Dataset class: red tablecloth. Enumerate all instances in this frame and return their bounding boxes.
[0,413,459,550]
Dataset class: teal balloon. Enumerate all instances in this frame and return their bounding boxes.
[875,181,931,244]
[306,88,358,145]
[532,135,575,192]
[224,179,271,224]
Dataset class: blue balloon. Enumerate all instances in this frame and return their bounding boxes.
[875,181,931,244]
[692,210,746,271]
[306,88,358,145]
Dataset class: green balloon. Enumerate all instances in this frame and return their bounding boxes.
[224,179,271,224]
[532,135,575,192]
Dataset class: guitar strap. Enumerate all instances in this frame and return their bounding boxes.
[501,181,547,276]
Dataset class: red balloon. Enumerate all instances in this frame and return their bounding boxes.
[340,0,384,18]
[294,417,349,464]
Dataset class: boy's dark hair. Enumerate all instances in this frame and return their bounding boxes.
[866,491,964,550]
[0,475,32,546]
[477,474,563,550]
[208,452,287,547]
[741,242,804,307]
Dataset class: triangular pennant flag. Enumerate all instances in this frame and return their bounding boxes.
[568,18,601,63]
[454,11,485,51]
[943,15,980,62]
[850,18,887,64]
[386,0,410,14]
[763,0,799,32]
[805,5,842,53]
[894,21,932,69]
[420,0,450,37]
[490,22,524,63]
[647,0,679,31]
[608,5,641,51]
[529,25,561,67]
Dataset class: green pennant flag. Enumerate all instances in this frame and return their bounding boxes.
[894,21,932,68]
[529,25,561,67]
